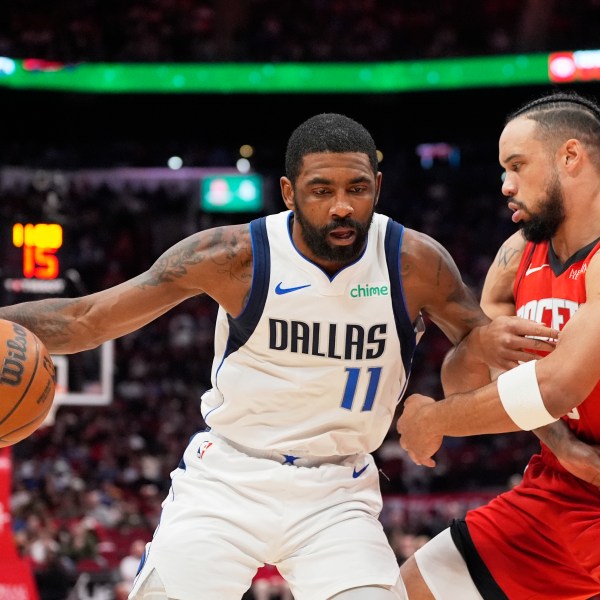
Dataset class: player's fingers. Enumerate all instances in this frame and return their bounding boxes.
[508,325,558,345]
[491,352,539,371]
[525,325,559,339]
[509,348,546,364]
[523,337,557,352]
[407,450,421,466]
[514,319,559,339]
[524,340,556,352]
[406,448,436,468]
[492,353,530,370]
[502,345,551,364]
[542,326,560,340]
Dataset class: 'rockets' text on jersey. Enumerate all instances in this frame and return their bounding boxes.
[514,237,600,444]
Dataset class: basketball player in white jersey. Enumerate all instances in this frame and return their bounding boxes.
[0,113,560,599]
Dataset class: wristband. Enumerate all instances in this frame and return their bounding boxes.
[497,360,558,431]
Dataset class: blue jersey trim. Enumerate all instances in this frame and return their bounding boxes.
[384,219,417,377]
[223,217,271,359]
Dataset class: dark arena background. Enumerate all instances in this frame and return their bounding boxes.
[1,1,599,598]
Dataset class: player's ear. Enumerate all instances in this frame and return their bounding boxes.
[280,177,295,210]
[374,172,382,206]
[563,139,581,171]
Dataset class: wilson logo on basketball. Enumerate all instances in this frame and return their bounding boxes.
[0,324,28,387]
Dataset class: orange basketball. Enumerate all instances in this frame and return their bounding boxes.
[0,319,56,447]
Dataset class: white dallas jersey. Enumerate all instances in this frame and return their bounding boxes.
[201,210,422,456]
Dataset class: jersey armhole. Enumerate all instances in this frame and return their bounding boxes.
[513,241,536,301]
[384,219,418,376]
[223,217,271,358]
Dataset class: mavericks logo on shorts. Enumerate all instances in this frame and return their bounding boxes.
[197,441,213,459]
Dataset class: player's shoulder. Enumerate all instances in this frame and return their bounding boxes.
[480,230,526,310]
[175,221,254,279]
[491,230,527,271]
[400,227,452,262]
[196,221,252,252]
[402,227,434,244]
[398,227,465,298]
[500,230,527,252]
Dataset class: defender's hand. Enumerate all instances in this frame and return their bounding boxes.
[477,315,558,371]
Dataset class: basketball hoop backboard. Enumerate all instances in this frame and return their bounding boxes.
[52,340,114,406]
[43,340,114,426]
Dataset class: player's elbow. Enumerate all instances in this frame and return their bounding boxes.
[537,363,587,418]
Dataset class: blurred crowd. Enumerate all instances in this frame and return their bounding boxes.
[0,0,598,63]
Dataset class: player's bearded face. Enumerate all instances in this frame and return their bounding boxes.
[519,173,566,243]
[294,200,374,262]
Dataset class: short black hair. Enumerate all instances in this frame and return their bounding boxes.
[506,90,600,157]
[285,113,379,184]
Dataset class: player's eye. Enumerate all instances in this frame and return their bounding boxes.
[313,187,330,195]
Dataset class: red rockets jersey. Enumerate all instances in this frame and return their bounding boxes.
[514,237,600,446]
[461,238,600,600]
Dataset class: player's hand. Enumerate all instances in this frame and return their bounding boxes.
[476,315,558,371]
[396,394,442,468]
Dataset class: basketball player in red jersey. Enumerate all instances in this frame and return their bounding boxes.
[397,90,600,599]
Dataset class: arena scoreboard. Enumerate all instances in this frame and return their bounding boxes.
[3,221,67,297]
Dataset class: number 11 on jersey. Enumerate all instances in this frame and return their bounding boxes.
[341,367,382,412]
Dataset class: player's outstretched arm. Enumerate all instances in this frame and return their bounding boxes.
[0,223,252,354]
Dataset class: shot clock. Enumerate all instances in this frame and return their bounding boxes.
[13,222,63,279]
[2,222,67,298]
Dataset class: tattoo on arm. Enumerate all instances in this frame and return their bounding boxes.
[140,225,252,289]
[209,227,253,284]
[448,286,486,329]
[496,244,520,269]
[0,298,80,343]
[143,238,200,287]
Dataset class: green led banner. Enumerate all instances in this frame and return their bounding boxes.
[0,51,598,94]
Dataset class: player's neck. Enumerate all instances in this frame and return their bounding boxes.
[551,207,600,261]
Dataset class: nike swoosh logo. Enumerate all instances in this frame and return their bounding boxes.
[275,282,311,295]
[352,464,369,479]
[525,264,550,276]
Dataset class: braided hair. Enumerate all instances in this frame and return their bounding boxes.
[506,90,600,161]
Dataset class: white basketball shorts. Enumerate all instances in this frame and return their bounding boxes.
[129,430,399,600]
